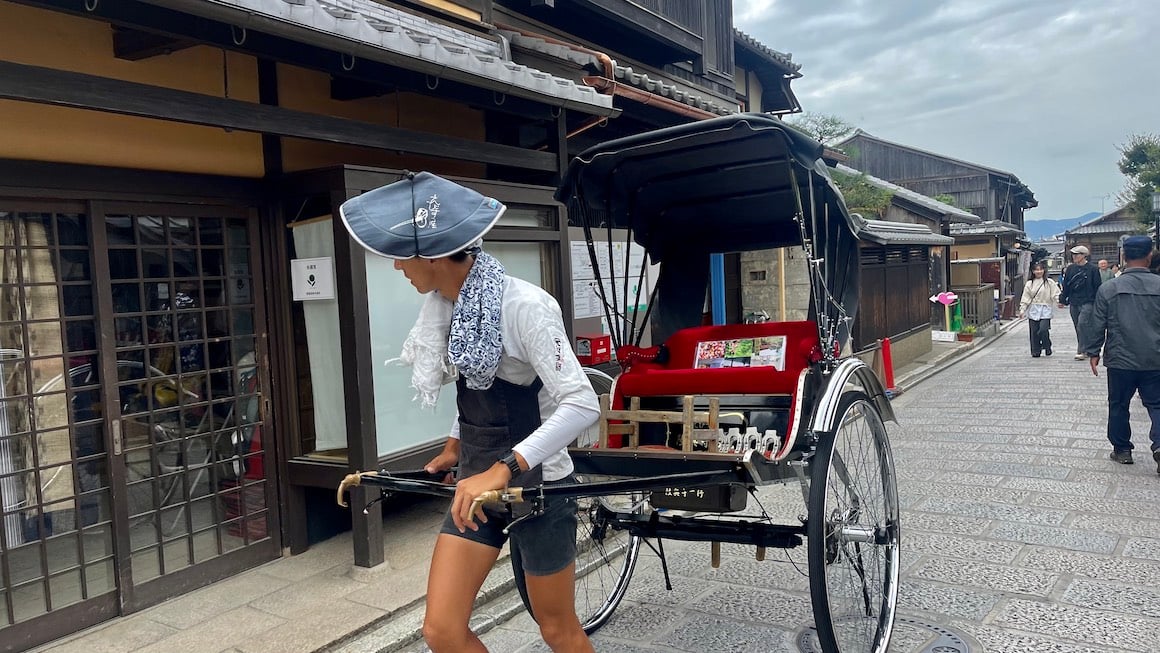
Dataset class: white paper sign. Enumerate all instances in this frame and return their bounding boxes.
[571,241,648,280]
[571,277,649,320]
[291,257,336,301]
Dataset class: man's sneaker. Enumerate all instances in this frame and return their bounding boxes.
[1045,347,1053,356]
[1074,353,1087,360]
[1153,449,1160,475]
[1110,450,1134,464]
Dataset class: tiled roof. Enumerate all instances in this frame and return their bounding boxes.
[500,29,736,116]
[1067,220,1140,235]
[857,218,953,245]
[1064,206,1138,235]
[734,29,800,74]
[950,220,1025,237]
[153,0,613,113]
[836,164,980,224]
[611,66,735,115]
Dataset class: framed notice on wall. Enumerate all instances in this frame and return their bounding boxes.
[291,257,336,301]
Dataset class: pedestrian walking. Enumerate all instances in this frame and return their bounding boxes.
[1017,261,1060,357]
[1085,235,1160,473]
[340,172,600,653]
[1059,245,1102,360]
[1098,258,1114,282]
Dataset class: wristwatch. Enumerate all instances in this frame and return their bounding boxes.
[499,451,522,478]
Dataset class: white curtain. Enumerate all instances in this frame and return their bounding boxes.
[289,218,348,452]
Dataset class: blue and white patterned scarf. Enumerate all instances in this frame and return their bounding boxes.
[448,252,505,390]
[391,251,506,408]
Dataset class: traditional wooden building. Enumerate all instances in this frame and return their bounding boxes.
[836,129,1037,231]
[833,165,974,351]
[0,0,801,647]
[835,130,1038,310]
[1065,206,1145,265]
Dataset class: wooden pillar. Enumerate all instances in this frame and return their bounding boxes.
[332,189,384,568]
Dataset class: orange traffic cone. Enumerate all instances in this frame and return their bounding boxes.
[881,336,898,396]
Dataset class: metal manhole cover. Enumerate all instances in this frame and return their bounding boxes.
[796,616,972,653]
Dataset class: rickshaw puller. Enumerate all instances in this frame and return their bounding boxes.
[340,172,600,653]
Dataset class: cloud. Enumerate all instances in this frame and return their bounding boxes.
[735,0,1159,219]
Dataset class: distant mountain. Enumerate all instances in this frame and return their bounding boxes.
[1025,212,1100,240]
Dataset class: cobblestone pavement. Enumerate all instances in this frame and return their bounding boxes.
[418,320,1160,653]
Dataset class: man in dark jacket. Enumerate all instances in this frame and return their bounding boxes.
[1059,245,1102,360]
[1086,235,1160,472]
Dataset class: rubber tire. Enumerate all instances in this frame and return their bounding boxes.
[511,367,641,634]
[512,495,641,635]
[807,391,900,653]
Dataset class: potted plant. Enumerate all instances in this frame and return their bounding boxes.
[957,325,977,342]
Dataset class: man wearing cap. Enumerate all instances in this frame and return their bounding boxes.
[1086,235,1160,473]
[1059,244,1103,360]
[341,172,599,652]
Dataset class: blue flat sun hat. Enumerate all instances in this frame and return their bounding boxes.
[339,172,506,259]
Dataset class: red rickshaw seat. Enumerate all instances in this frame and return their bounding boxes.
[614,321,819,401]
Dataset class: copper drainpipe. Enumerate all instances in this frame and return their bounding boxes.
[495,22,722,121]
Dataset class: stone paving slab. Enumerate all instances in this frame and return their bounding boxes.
[1002,476,1110,497]
[902,530,1024,564]
[1019,545,1160,586]
[994,599,1158,652]
[1121,536,1160,562]
[990,521,1120,553]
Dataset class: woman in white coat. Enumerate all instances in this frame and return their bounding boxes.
[1018,261,1062,357]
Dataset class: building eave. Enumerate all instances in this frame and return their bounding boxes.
[141,0,617,116]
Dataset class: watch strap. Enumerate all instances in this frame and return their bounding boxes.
[500,451,522,478]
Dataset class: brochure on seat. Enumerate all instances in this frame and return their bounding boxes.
[694,336,786,371]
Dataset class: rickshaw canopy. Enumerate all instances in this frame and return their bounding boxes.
[555,113,861,347]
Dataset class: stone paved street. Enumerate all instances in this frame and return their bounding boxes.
[430,319,1160,652]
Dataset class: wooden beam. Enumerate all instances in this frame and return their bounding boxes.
[0,60,557,171]
[330,76,392,102]
[112,25,195,60]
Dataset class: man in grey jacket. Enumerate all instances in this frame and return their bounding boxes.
[1087,235,1160,472]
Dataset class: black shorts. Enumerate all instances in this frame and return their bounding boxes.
[440,478,578,577]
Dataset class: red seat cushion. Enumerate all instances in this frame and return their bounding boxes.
[607,321,820,455]
[615,321,819,400]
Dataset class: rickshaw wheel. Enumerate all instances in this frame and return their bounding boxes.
[511,490,643,635]
[807,391,900,653]
[512,367,642,634]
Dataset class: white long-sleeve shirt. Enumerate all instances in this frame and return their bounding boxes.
[450,276,600,481]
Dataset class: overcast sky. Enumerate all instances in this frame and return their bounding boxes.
[733,0,1159,221]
